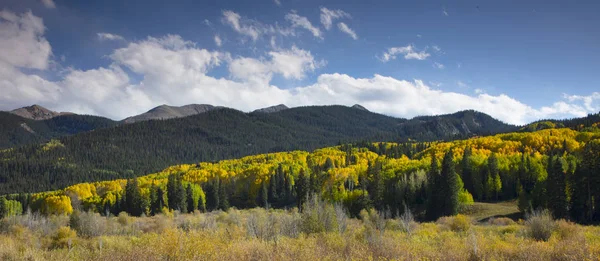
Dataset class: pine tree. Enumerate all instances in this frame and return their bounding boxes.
[167,174,186,212]
[460,147,474,196]
[186,184,195,213]
[440,149,460,216]
[218,179,230,211]
[257,180,269,208]
[487,153,501,200]
[426,153,441,220]
[124,179,146,216]
[368,160,385,211]
[547,156,568,219]
[205,178,220,211]
[295,168,308,210]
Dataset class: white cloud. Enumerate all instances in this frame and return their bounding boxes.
[97,32,125,41]
[0,10,51,70]
[41,0,56,9]
[222,10,262,41]
[443,7,449,16]
[380,45,430,62]
[457,81,468,88]
[337,22,358,40]
[2,11,598,126]
[274,0,281,6]
[429,81,442,87]
[433,62,445,69]
[432,45,441,52]
[320,7,350,30]
[229,46,323,84]
[474,88,484,94]
[285,12,322,39]
[564,92,600,111]
[214,35,222,47]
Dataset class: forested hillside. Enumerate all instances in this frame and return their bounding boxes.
[0,106,516,194]
[0,112,117,149]
[7,127,600,224]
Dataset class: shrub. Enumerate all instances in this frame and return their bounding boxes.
[52,226,76,249]
[525,209,556,241]
[438,214,471,232]
[301,195,339,234]
[555,219,580,240]
[117,212,130,226]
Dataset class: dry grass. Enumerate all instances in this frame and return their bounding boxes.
[0,208,599,260]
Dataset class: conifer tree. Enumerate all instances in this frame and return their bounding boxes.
[426,153,441,220]
[440,149,460,216]
[124,179,146,216]
[547,157,568,219]
[186,184,196,213]
[460,147,474,196]
[295,169,309,210]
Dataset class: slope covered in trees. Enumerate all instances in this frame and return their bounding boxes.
[0,112,117,149]
[8,127,600,223]
[0,106,516,194]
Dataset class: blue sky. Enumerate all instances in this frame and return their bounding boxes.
[0,0,599,124]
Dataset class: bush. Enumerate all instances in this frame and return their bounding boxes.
[525,209,556,241]
[117,212,130,226]
[69,211,106,237]
[555,219,580,240]
[52,226,76,249]
[301,195,339,234]
[437,214,471,232]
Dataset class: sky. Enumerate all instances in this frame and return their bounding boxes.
[0,0,599,125]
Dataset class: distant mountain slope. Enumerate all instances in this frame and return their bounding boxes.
[0,112,117,149]
[10,105,73,120]
[122,104,218,123]
[0,105,517,194]
[521,112,600,132]
[252,104,289,113]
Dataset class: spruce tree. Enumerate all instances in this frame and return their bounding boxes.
[426,153,441,220]
[218,179,230,211]
[124,179,146,216]
[547,157,568,219]
[440,149,460,216]
[295,169,308,210]
[460,148,474,197]
[186,184,196,213]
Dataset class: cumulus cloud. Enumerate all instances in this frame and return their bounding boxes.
[285,12,322,39]
[337,22,357,40]
[320,7,350,30]
[2,10,599,125]
[41,0,56,9]
[0,10,51,70]
[380,45,430,62]
[229,46,323,85]
[564,92,600,111]
[97,32,125,41]
[214,35,222,47]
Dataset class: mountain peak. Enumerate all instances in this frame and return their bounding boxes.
[253,104,289,113]
[123,104,217,123]
[351,104,369,111]
[10,104,73,120]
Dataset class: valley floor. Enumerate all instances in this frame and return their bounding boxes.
[0,206,599,261]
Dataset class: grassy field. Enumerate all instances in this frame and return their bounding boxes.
[461,201,521,222]
[0,202,598,260]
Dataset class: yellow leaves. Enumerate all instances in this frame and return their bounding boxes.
[65,183,97,200]
[42,195,73,215]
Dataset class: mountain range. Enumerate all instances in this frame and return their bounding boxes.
[0,104,520,193]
